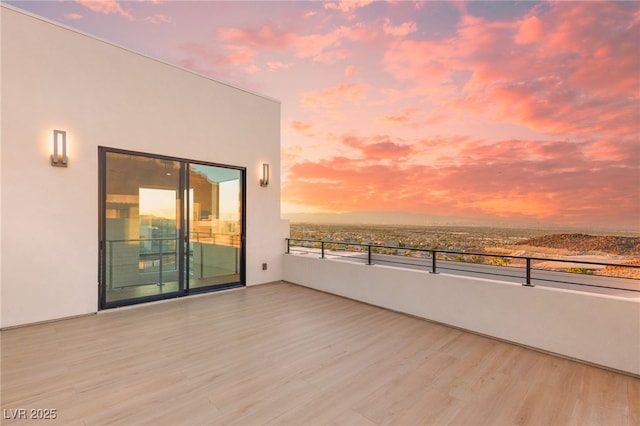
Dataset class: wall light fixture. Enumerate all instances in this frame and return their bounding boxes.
[260,163,269,187]
[51,129,68,167]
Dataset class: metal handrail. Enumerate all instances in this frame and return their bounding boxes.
[106,236,241,288]
[107,237,179,289]
[285,238,639,291]
[107,234,240,243]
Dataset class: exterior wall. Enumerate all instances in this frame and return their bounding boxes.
[0,6,283,327]
[284,254,640,376]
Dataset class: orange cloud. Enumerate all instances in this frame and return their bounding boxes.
[283,135,639,228]
[290,121,316,136]
[302,83,368,109]
[380,107,422,124]
[342,135,413,161]
[381,115,410,124]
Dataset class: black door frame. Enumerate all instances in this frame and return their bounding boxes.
[98,146,246,309]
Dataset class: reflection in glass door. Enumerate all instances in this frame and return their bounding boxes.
[99,148,245,309]
[188,164,242,290]
[102,151,184,305]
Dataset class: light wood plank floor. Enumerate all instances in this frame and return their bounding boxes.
[1,282,638,425]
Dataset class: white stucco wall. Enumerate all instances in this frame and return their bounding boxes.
[284,254,640,376]
[0,5,283,327]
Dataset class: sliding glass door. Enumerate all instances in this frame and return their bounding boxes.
[99,148,245,309]
[188,164,242,290]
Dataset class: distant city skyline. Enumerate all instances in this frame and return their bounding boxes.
[7,0,639,230]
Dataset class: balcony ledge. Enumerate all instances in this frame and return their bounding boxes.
[283,253,640,376]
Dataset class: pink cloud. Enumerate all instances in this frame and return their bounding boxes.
[176,24,299,84]
[586,138,639,163]
[323,1,373,14]
[383,39,459,97]
[177,22,351,86]
[344,65,357,78]
[295,27,352,63]
[219,24,355,64]
[76,0,173,24]
[382,18,417,36]
[302,83,368,109]
[76,0,131,19]
[347,21,387,43]
[65,13,84,20]
[515,15,543,45]
[142,14,172,25]
[310,49,350,64]
[219,45,255,65]
[217,25,296,49]
[267,61,293,71]
[175,42,261,89]
[383,1,639,140]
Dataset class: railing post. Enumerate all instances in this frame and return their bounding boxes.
[200,241,204,279]
[108,240,113,290]
[367,245,373,265]
[321,241,325,259]
[158,240,164,287]
[523,258,535,287]
[286,239,290,254]
[431,250,437,274]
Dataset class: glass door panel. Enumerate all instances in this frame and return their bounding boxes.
[104,152,183,304]
[188,164,242,290]
[100,148,245,309]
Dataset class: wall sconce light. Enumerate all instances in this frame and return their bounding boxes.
[51,129,68,167]
[260,163,269,187]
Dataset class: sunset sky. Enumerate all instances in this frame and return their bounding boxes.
[7,0,640,231]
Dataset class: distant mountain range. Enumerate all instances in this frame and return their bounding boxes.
[517,234,640,256]
[282,210,638,234]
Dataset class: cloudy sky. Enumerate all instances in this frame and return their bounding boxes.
[7,0,639,230]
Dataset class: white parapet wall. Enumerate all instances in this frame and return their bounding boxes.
[283,253,640,376]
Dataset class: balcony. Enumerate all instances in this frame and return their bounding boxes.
[1,281,638,425]
[284,241,640,377]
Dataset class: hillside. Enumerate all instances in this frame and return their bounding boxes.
[515,233,640,256]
